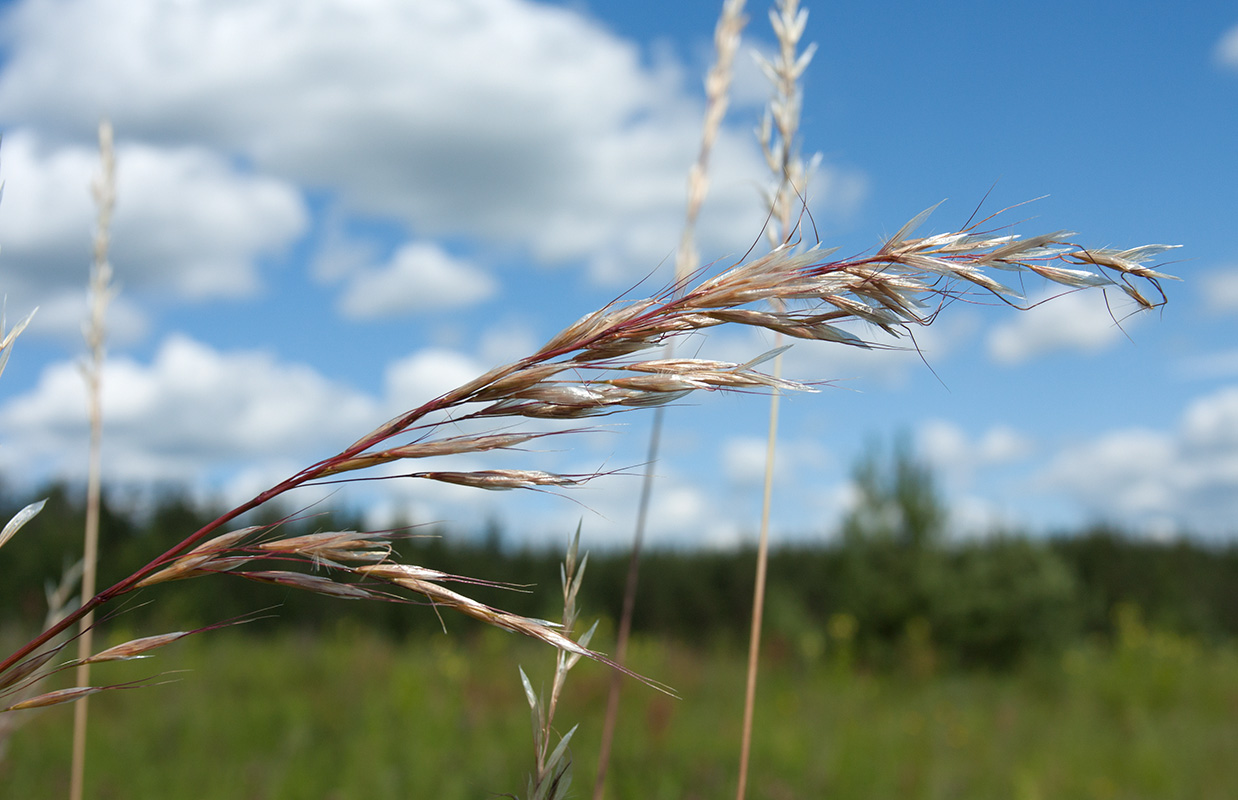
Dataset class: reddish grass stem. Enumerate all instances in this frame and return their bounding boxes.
[0,212,1176,699]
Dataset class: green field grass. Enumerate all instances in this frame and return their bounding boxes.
[3,620,1236,799]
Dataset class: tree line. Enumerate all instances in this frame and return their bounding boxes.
[2,449,1235,671]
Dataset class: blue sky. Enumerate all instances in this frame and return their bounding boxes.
[0,0,1235,548]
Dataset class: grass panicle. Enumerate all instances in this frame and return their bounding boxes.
[0,197,1176,713]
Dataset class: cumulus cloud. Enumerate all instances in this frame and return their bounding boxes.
[524,467,740,549]
[0,0,863,284]
[918,420,1034,481]
[1179,349,1238,381]
[1181,385,1238,453]
[1040,384,1238,536]
[338,243,497,319]
[1215,23,1238,70]
[0,130,308,335]
[383,347,486,411]
[723,436,773,486]
[721,434,828,488]
[1199,267,1238,313]
[913,421,1037,538]
[987,289,1139,365]
[31,291,150,347]
[0,334,378,487]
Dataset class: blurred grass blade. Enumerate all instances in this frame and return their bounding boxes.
[0,498,46,551]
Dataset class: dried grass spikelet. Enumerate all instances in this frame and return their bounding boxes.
[0,647,64,693]
[359,562,673,695]
[255,530,392,567]
[241,570,381,600]
[81,632,195,664]
[300,204,1176,501]
[136,527,261,586]
[2,619,246,711]
[404,469,594,491]
[6,686,112,712]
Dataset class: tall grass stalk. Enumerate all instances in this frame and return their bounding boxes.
[593,2,748,797]
[69,118,115,800]
[739,2,816,797]
[520,527,595,800]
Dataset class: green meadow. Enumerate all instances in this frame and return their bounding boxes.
[4,618,1236,800]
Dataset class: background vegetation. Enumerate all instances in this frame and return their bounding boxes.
[3,426,1236,798]
[2,617,1235,798]
[4,444,1236,672]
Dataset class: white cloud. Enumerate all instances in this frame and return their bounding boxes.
[529,467,739,549]
[0,333,378,487]
[721,434,828,488]
[919,492,1023,541]
[1181,385,1238,454]
[0,0,863,284]
[338,243,497,319]
[383,347,486,411]
[723,436,773,486]
[31,290,150,347]
[918,420,1034,483]
[1215,23,1238,70]
[477,320,541,367]
[1179,348,1238,380]
[110,140,308,299]
[0,130,308,331]
[1041,428,1177,519]
[1039,385,1238,536]
[987,289,1140,365]
[1199,267,1238,313]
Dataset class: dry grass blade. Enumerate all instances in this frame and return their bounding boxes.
[0,498,45,551]
[0,307,36,381]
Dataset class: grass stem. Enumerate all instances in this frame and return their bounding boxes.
[70,118,115,800]
[594,3,748,797]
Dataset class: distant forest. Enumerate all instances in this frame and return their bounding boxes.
[4,465,1236,673]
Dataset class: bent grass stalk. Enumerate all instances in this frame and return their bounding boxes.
[0,205,1175,713]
